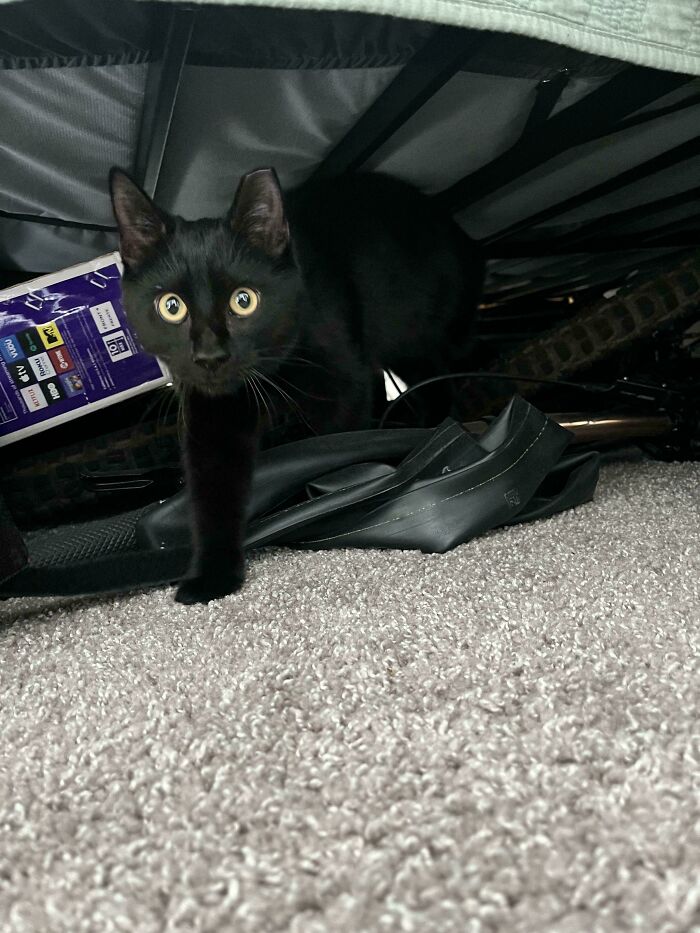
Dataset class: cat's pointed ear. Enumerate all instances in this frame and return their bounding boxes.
[109,168,168,270]
[230,168,289,258]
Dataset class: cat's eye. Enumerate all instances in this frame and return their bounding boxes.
[156,292,188,324]
[230,287,259,317]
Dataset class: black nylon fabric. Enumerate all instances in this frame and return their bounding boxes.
[0,0,626,76]
[190,10,624,76]
[0,398,600,598]
[0,63,145,226]
[0,0,151,69]
[0,0,688,289]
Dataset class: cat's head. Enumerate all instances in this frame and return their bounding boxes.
[109,167,303,395]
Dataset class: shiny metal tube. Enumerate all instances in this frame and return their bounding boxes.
[462,412,673,444]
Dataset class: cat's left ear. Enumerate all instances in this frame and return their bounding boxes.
[230,168,289,258]
[109,168,169,271]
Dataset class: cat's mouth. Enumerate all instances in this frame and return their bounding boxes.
[167,353,276,396]
[171,365,243,396]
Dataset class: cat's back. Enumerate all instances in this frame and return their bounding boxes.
[286,173,456,257]
[284,172,481,371]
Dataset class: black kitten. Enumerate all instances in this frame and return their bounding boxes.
[109,168,482,603]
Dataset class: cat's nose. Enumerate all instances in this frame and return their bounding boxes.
[192,347,230,371]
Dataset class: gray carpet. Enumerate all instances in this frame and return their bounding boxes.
[1,460,698,933]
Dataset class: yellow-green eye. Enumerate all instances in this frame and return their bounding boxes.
[156,292,188,324]
[230,287,259,317]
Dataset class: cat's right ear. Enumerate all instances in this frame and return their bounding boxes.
[229,168,289,258]
[109,168,168,271]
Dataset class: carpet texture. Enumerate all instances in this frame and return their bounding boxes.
[0,459,698,933]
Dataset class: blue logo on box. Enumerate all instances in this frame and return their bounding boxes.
[0,334,24,364]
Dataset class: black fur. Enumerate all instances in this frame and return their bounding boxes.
[109,167,482,602]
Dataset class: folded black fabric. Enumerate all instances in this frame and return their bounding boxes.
[0,397,600,597]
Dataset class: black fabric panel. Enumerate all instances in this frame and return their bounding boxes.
[0,0,628,77]
[0,64,145,224]
[0,217,118,274]
[191,7,435,70]
[456,33,626,80]
[155,65,403,216]
[0,0,153,68]
[482,248,690,301]
[190,9,626,77]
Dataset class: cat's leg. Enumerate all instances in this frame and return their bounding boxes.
[175,387,258,604]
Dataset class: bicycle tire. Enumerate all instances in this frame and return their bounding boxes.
[464,249,700,415]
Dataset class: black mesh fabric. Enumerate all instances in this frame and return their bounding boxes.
[0,0,151,69]
[24,507,150,568]
[0,64,145,225]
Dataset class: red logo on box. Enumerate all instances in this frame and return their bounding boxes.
[48,346,74,373]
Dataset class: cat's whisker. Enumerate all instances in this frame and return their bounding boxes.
[254,379,271,424]
[177,393,187,440]
[175,383,189,440]
[255,369,316,434]
[254,345,331,374]
[249,370,274,425]
[242,373,261,420]
[162,387,180,431]
[251,367,281,421]
[148,390,166,430]
[253,370,278,423]
[157,390,170,425]
[260,355,331,374]
[137,386,168,427]
[267,370,332,403]
[244,373,262,418]
[255,366,331,403]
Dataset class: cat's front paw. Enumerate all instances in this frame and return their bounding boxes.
[175,563,246,604]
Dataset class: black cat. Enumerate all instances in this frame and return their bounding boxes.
[109,168,482,603]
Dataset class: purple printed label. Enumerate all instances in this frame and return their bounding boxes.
[0,253,168,445]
